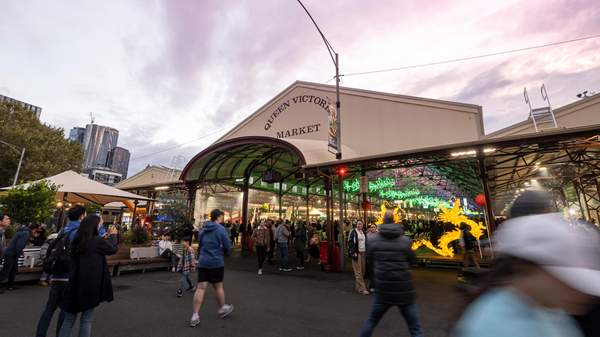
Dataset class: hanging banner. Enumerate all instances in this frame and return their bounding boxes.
[327,99,338,153]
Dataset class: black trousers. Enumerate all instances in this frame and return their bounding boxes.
[268,241,275,262]
[0,255,18,287]
[296,249,305,267]
[256,245,267,269]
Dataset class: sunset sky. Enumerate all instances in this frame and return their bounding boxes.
[1,0,599,174]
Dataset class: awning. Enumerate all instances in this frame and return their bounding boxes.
[0,170,153,205]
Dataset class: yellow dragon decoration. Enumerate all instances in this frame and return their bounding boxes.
[410,199,486,257]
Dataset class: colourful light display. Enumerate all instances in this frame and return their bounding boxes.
[343,177,395,193]
[377,188,421,200]
[375,203,405,224]
[411,199,486,257]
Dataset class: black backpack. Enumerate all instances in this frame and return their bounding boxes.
[42,231,71,275]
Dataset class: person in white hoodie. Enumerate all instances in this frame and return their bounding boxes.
[158,233,178,272]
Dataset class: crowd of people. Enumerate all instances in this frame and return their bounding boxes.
[3,189,600,337]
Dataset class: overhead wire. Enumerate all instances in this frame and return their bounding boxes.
[342,33,600,78]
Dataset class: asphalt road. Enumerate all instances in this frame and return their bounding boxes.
[0,256,465,337]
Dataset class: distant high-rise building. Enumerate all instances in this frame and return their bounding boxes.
[68,127,86,145]
[108,146,131,179]
[67,122,131,185]
[0,94,42,118]
[82,124,119,169]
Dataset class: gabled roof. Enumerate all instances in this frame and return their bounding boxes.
[115,165,181,190]
[486,92,600,138]
[216,80,483,144]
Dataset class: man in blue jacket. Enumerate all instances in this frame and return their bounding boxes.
[0,223,41,292]
[35,204,86,337]
[190,209,233,327]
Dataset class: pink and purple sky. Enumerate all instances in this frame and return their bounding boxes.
[1,0,599,174]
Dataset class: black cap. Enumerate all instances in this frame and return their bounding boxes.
[510,190,557,218]
[210,209,224,221]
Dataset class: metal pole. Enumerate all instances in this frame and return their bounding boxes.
[241,178,249,227]
[335,53,342,160]
[12,147,25,187]
[477,151,496,233]
[278,183,283,220]
[338,175,345,272]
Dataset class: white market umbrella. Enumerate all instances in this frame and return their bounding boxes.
[0,170,153,205]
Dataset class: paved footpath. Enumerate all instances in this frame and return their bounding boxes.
[0,257,465,337]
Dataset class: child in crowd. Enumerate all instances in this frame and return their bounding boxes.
[176,237,196,298]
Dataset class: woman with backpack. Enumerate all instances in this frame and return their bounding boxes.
[58,215,118,337]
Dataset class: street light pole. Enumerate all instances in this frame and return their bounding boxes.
[14,147,25,187]
[0,140,26,186]
[296,0,342,160]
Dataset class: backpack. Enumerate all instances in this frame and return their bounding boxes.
[42,231,71,275]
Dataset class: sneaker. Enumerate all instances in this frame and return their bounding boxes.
[296,266,305,270]
[278,267,283,271]
[258,269,263,275]
[218,304,234,318]
[283,268,293,272]
[190,317,200,327]
[39,280,49,287]
[177,289,183,298]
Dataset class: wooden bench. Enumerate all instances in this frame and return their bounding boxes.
[110,245,171,276]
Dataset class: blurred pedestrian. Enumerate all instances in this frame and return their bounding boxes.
[58,215,118,337]
[294,223,307,270]
[190,209,233,327]
[359,210,423,337]
[307,232,320,265]
[348,221,369,295]
[0,213,10,263]
[251,220,270,275]
[36,205,86,337]
[459,225,480,270]
[268,220,276,264]
[0,223,42,292]
[454,212,600,337]
[275,220,291,272]
[177,237,196,297]
[230,223,238,246]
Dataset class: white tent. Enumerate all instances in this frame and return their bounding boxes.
[0,170,153,205]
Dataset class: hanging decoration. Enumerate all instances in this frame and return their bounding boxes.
[475,194,486,207]
[343,177,395,194]
[411,199,486,257]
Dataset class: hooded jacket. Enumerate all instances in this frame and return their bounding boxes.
[367,222,416,305]
[197,221,231,269]
[3,226,32,257]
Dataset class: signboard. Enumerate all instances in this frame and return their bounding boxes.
[327,100,338,154]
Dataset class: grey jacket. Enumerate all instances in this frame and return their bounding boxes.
[275,225,290,244]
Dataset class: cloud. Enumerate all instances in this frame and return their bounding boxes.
[1,0,600,176]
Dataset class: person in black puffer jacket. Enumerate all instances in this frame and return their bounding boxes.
[359,210,423,337]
